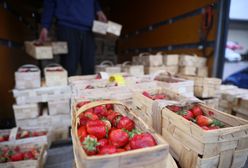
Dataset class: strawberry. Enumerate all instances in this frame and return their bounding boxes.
[142,91,152,99]
[23,151,35,160]
[116,116,135,131]
[79,111,99,126]
[0,156,7,163]
[124,143,131,151]
[196,115,213,127]
[96,139,109,151]
[107,111,122,124]
[94,106,108,117]
[181,110,194,120]
[82,135,99,156]
[78,126,88,142]
[151,94,166,100]
[109,129,129,148]
[0,135,6,142]
[14,146,20,153]
[167,105,181,112]
[86,120,107,139]
[116,148,126,153]
[105,104,113,110]
[191,105,203,117]
[19,130,30,139]
[98,145,117,155]
[130,133,157,149]
[77,101,91,109]
[11,153,24,161]
[3,135,9,141]
[101,119,112,130]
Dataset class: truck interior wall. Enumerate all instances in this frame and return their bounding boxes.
[110,0,218,73]
[0,5,36,128]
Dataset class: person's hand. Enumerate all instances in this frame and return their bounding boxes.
[97,11,108,23]
[38,28,48,44]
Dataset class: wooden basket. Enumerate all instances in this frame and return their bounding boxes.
[121,61,144,76]
[107,21,122,37]
[154,74,194,96]
[163,54,179,66]
[95,61,121,74]
[141,53,163,67]
[13,103,40,120]
[15,64,41,90]
[0,144,46,168]
[179,55,207,67]
[44,64,68,87]
[132,88,199,129]
[200,97,219,109]
[196,66,208,77]
[92,20,108,35]
[48,99,70,115]
[24,41,53,60]
[179,66,197,76]
[144,66,167,74]
[71,100,169,168]
[0,127,52,148]
[50,41,68,54]
[162,103,248,168]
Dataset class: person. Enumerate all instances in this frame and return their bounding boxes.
[39,0,107,76]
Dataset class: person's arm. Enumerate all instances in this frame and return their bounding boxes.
[95,0,107,22]
[39,0,56,43]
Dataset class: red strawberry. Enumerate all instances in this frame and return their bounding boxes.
[23,151,35,160]
[167,105,181,112]
[98,145,117,155]
[106,104,113,110]
[181,110,194,120]
[96,138,109,151]
[116,116,135,131]
[191,106,203,117]
[82,135,99,156]
[11,153,24,161]
[19,130,30,139]
[196,115,213,127]
[124,143,131,151]
[86,120,107,139]
[107,111,122,124]
[77,101,91,109]
[101,119,112,130]
[84,111,99,121]
[142,91,152,99]
[94,106,108,117]
[78,126,88,142]
[3,135,9,141]
[109,129,129,148]
[130,133,157,149]
[0,135,5,142]
[14,146,20,153]
[151,94,166,100]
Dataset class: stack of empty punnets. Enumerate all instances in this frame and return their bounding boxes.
[13,64,71,142]
[178,55,208,77]
[95,60,121,74]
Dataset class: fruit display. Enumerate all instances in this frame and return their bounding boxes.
[76,100,158,156]
[0,145,42,163]
[167,104,225,130]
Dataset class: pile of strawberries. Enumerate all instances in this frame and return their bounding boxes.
[76,101,157,156]
[0,129,47,143]
[0,146,40,163]
[167,105,224,130]
[142,91,167,100]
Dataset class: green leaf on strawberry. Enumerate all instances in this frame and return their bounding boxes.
[212,119,225,128]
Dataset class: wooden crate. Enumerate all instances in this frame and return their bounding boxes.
[95,61,121,74]
[15,114,52,129]
[51,41,68,54]
[24,41,53,60]
[13,85,71,105]
[144,66,167,74]
[0,144,46,168]
[107,21,122,36]
[71,100,169,168]
[15,64,41,90]
[92,20,108,35]
[163,54,179,66]
[132,88,200,129]
[200,97,219,109]
[196,66,208,77]
[179,55,207,67]
[179,75,222,98]
[0,127,52,148]
[161,103,248,168]
[48,99,70,115]
[154,75,194,96]
[179,66,197,76]
[121,62,144,76]
[13,103,40,120]
[44,64,68,87]
[132,55,143,65]
[141,53,163,67]
[50,126,69,142]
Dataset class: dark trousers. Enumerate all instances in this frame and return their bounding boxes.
[57,26,95,76]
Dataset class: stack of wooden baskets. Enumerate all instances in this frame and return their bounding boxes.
[132,88,248,168]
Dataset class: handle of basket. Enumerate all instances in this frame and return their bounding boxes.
[122,61,131,66]
[45,63,62,68]
[76,100,128,119]
[18,64,39,70]
[9,127,19,141]
[138,52,149,57]
[100,60,114,66]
